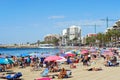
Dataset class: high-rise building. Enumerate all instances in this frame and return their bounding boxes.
[67,25,81,40]
[62,25,81,46]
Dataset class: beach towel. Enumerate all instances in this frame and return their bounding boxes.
[6,72,22,79]
[36,77,52,80]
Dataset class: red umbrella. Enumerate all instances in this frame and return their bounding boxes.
[66,53,75,57]
[44,56,62,61]
[65,52,75,57]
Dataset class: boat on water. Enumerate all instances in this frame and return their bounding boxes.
[38,44,57,49]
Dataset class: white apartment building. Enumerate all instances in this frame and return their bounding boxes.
[67,25,81,40]
[62,25,81,46]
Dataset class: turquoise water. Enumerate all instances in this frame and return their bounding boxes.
[0,48,60,56]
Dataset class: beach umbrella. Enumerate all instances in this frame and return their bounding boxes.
[102,50,113,57]
[0,58,9,64]
[0,58,14,64]
[89,49,97,52]
[59,53,66,57]
[65,52,76,57]
[20,53,29,57]
[65,53,75,57]
[76,50,81,55]
[7,58,14,64]
[81,50,89,54]
[44,55,62,61]
[70,50,80,54]
[56,56,67,62]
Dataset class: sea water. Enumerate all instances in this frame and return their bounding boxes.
[0,48,60,56]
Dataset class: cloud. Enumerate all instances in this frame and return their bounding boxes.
[54,20,104,28]
[48,16,65,19]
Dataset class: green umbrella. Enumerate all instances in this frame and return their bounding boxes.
[7,58,14,64]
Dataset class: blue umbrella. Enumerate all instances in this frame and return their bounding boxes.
[0,58,9,64]
[20,53,29,57]
[60,53,66,57]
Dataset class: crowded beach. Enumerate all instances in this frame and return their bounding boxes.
[0,47,120,80]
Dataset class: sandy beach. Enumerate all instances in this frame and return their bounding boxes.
[3,57,119,80]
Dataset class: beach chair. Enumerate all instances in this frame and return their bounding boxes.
[41,68,49,77]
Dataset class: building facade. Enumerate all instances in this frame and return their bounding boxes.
[62,25,81,46]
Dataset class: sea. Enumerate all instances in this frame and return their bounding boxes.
[0,48,61,56]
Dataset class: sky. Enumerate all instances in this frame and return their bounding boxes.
[0,0,120,44]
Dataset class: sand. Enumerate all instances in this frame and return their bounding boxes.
[2,58,120,80]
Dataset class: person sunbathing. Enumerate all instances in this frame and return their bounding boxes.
[51,66,59,72]
[58,68,67,79]
[86,67,102,71]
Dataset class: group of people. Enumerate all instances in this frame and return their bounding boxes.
[0,47,120,80]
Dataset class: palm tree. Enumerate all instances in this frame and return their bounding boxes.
[37,40,41,46]
[86,36,96,46]
[52,38,59,46]
[72,37,78,46]
[64,35,69,46]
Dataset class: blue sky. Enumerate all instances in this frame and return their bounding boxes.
[0,0,120,44]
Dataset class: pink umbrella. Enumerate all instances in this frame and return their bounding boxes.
[44,56,62,61]
[81,50,89,54]
[35,77,52,80]
[56,56,67,62]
